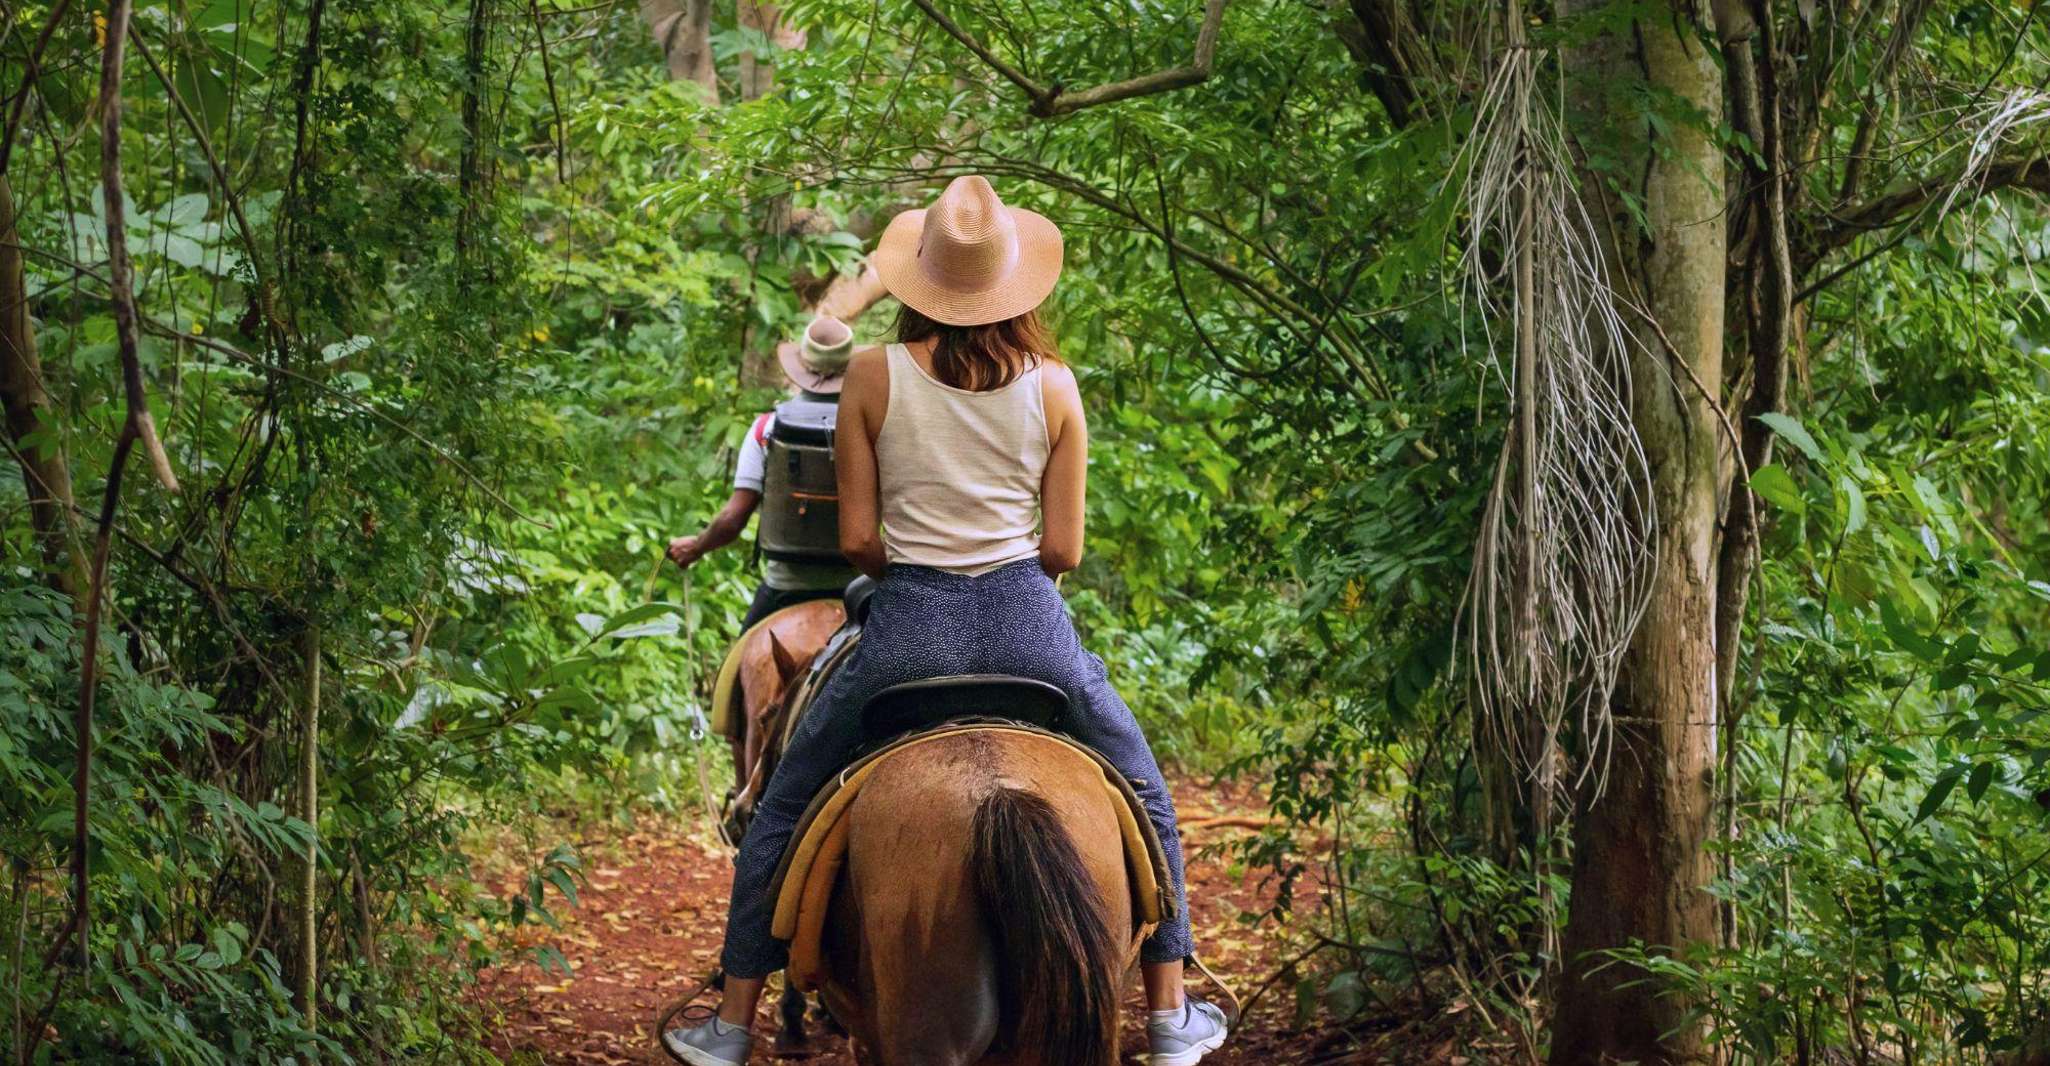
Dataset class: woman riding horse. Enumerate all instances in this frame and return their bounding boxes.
[664,175,1230,1066]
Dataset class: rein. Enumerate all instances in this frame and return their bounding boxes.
[1188,951,1244,1027]
[652,966,724,1062]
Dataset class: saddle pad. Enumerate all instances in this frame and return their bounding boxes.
[768,720,1173,992]
[707,603,817,739]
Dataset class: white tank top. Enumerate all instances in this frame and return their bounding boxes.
[875,343,1049,574]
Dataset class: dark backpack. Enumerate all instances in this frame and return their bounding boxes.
[757,396,843,562]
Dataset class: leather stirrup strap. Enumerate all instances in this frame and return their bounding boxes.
[1187,952,1242,1028]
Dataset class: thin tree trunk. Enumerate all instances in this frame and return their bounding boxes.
[0,175,84,600]
[297,627,320,1030]
[75,0,179,970]
[1550,1,1726,1061]
[736,1,805,102]
[1712,0,1791,717]
[1709,0,1793,960]
[736,0,812,384]
[457,0,490,279]
[641,0,717,98]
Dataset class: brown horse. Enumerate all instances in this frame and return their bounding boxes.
[721,599,844,1054]
[809,727,1137,1066]
[725,599,844,832]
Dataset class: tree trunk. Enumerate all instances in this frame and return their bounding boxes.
[1710,0,1792,717]
[297,627,321,1030]
[641,0,717,98]
[814,262,887,323]
[456,0,490,280]
[0,175,84,600]
[736,1,805,102]
[1551,3,1725,1063]
[735,0,813,385]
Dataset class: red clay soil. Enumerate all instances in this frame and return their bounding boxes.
[470,779,1406,1065]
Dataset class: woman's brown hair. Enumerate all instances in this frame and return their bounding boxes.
[894,305,1059,392]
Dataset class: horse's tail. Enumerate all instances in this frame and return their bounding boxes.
[969,786,1121,1066]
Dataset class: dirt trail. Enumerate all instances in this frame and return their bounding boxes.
[474,780,1352,1065]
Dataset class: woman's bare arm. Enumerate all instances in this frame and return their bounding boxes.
[1039,363,1087,576]
[836,346,890,579]
[667,489,761,567]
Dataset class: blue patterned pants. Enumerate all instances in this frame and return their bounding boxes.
[717,559,1194,977]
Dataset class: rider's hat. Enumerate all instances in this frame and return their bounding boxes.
[778,313,853,395]
[873,176,1063,327]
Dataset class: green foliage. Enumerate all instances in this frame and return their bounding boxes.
[0,581,324,1064]
[6,0,2050,1059]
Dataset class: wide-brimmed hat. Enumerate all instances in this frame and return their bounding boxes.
[872,176,1062,326]
[777,314,854,394]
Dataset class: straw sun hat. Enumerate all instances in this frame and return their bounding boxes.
[873,176,1063,327]
[776,313,855,395]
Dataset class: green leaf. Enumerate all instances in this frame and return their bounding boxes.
[1911,475,1948,519]
[1839,475,1865,536]
[1757,412,1824,465]
[544,867,580,908]
[607,618,680,640]
[1915,768,1963,825]
[163,193,210,226]
[1967,761,1995,802]
[1747,464,1804,514]
[161,234,207,268]
[1878,598,1944,662]
[172,55,231,132]
[590,602,686,640]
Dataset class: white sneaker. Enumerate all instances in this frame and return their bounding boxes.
[662,1014,753,1066]
[1148,996,1230,1066]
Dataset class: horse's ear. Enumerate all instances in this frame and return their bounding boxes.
[767,631,804,683]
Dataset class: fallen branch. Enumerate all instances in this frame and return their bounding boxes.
[1178,815,1278,833]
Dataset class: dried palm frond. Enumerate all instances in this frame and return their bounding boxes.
[1450,16,1656,846]
[1934,89,2050,224]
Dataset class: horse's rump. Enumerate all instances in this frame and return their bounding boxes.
[827,729,1133,1066]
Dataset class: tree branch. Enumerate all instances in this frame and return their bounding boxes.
[1798,154,2050,274]
[74,0,175,973]
[0,0,74,177]
[906,0,1227,118]
[1832,0,1933,209]
[0,175,86,599]
[1335,0,1419,126]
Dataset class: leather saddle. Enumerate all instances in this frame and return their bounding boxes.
[861,674,1068,744]
[776,577,1070,750]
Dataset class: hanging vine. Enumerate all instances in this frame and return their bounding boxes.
[1452,0,1656,858]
